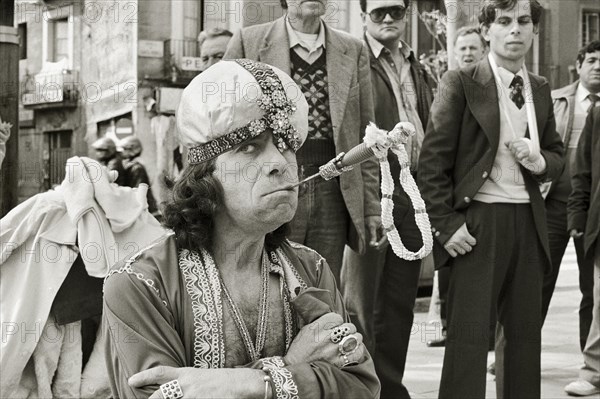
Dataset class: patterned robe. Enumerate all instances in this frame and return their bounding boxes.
[103,233,380,398]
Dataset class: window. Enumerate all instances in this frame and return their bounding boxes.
[44,130,72,188]
[18,23,27,60]
[582,11,600,46]
[184,1,201,42]
[42,5,73,67]
[49,18,69,62]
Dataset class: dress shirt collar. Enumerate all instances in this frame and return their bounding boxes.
[497,66,524,88]
[575,83,598,105]
[365,31,412,61]
[285,16,326,52]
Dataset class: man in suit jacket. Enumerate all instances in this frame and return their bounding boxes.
[418,1,564,397]
[340,1,433,397]
[544,41,600,352]
[224,0,382,284]
[565,106,600,397]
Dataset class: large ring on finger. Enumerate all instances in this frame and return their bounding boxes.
[340,353,359,368]
[159,379,183,399]
[330,325,351,344]
[339,334,359,355]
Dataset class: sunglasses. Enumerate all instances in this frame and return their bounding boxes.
[367,6,407,23]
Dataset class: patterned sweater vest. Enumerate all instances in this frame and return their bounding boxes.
[290,50,336,167]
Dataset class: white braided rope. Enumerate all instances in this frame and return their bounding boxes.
[364,122,433,261]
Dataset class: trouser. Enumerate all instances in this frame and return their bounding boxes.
[342,188,422,399]
[543,198,594,350]
[288,174,349,286]
[439,202,544,399]
[579,243,600,387]
[438,267,496,350]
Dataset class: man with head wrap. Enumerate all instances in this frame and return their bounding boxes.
[102,60,380,399]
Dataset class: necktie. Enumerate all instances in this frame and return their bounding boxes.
[509,75,525,109]
[587,93,600,114]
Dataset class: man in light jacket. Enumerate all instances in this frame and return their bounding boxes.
[544,40,600,354]
[224,0,382,284]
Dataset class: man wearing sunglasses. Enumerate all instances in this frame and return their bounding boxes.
[341,1,433,398]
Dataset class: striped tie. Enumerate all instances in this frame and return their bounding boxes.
[587,93,600,114]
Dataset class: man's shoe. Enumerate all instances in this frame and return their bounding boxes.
[426,337,446,347]
[564,380,600,396]
[487,362,495,375]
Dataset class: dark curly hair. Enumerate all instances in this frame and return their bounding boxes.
[479,0,543,27]
[577,40,600,68]
[162,160,289,252]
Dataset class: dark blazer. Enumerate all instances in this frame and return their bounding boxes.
[224,17,380,254]
[418,58,564,269]
[364,34,433,177]
[568,106,600,257]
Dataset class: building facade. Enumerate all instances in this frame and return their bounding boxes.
[14,0,600,203]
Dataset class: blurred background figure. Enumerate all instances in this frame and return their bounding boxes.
[197,28,233,71]
[91,137,128,186]
[121,136,159,216]
[453,26,488,69]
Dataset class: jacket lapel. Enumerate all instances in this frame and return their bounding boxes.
[325,25,354,139]
[468,58,501,153]
[528,73,549,136]
[364,34,394,95]
[258,17,291,74]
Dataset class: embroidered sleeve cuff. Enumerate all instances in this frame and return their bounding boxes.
[261,357,299,399]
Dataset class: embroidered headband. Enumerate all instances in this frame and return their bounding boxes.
[176,59,308,165]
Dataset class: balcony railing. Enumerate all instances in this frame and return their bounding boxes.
[164,39,203,82]
[22,70,79,109]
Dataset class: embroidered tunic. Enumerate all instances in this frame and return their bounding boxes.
[103,233,380,398]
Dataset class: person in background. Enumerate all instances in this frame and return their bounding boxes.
[454,25,488,68]
[563,64,600,399]
[341,1,433,398]
[544,40,600,353]
[418,0,564,397]
[91,137,128,186]
[198,28,233,71]
[224,0,381,285]
[121,135,159,216]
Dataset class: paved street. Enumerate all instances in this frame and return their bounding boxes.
[405,242,585,398]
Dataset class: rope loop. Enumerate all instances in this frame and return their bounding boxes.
[364,122,433,261]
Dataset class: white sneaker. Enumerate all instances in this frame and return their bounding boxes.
[564,380,600,397]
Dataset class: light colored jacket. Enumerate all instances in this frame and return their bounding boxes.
[224,16,380,254]
[0,157,166,397]
[552,81,578,145]
[548,81,579,202]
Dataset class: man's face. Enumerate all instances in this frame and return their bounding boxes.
[454,33,486,68]
[363,1,407,44]
[577,50,600,92]
[201,36,231,71]
[94,149,111,162]
[121,146,136,160]
[482,0,537,67]
[286,0,328,21]
[213,131,299,234]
